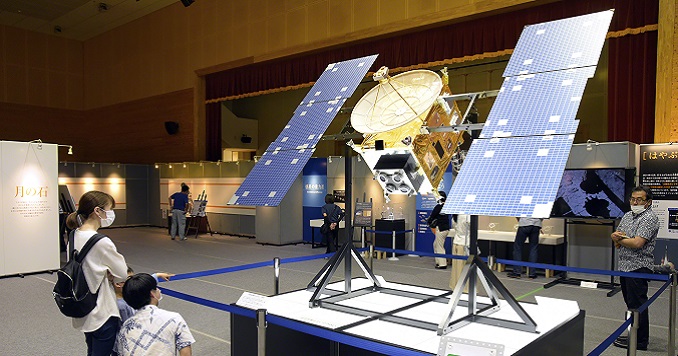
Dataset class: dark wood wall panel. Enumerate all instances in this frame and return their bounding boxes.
[0,102,84,160]
[85,88,195,164]
[0,88,195,164]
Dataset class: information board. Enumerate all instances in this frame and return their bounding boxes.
[640,144,678,239]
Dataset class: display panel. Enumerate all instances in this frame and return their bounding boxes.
[550,168,635,219]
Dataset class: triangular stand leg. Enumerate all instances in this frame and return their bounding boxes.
[307,241,382,308]
[438,255,538,335]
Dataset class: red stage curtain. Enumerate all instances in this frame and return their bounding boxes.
[608,31,657,144]
[205,102,221,161]
[205,0,659,158]
[205,0,657,101]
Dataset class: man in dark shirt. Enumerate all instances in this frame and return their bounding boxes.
[169,184,191,241]
[610,186,659,351]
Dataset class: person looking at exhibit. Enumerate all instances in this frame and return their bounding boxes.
[65,191,128,356]
[322,194,343,253]
[507,217,543,279]
[609,185,659,351]
[450,214,471,290]
[169,184,191,241]
[117,273,195,356]
[427,191,450,269]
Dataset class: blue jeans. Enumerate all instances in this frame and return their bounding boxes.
[512,225,540,276]
[85,316,120,356]
[171,209,187,240]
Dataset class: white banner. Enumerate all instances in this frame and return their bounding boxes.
[1,141,59,276]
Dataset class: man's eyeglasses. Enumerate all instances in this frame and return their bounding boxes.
[629,198,647,204]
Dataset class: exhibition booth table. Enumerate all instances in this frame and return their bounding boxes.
[232,278,584,355]
[476,230,565,277]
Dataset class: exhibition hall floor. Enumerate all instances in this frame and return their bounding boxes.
[0,227,673,355]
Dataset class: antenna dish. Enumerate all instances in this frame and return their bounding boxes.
[351,67,443,134]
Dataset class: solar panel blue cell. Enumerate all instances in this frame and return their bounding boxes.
[504,10,613,77]
[230,55,378,206]
[299,55,379,106]
[229,148,315,206]
[264,101,340,153]
[442,134,575,218]
[479,67,593,138]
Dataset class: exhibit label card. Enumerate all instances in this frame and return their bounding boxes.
[236,292,268,310]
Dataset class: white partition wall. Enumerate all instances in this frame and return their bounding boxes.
[0,141,60,276]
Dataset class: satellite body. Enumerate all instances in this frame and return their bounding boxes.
[351,67,464,199]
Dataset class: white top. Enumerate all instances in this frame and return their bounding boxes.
[71,229,128,333]
[117,305,195,356]
[452,214,471,246]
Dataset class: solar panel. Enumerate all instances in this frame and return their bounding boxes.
[479,67,595,138]
[228,148,315,206]
[504,10,613,77]
[442,134,577,218]
[229,54,378,206]
[443,10,613,218]
[299,56,378,106]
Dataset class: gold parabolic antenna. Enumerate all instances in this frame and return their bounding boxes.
[351,68,443,134]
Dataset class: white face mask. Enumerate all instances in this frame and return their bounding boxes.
[154,289,163,302]
[630,205,646,215]
[98,209,115,228]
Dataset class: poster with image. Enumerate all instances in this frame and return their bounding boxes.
[640,144,678,239]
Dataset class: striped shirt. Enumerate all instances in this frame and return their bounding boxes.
[616,208,659,272]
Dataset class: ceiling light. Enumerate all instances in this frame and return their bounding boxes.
[154,164,159,169]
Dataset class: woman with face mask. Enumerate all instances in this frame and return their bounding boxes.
[65,190,128,356]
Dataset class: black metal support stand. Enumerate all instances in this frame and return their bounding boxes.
[438,215,538,335]
[543,220,620,297]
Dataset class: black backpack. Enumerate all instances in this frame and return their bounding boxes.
[53,232,107,318]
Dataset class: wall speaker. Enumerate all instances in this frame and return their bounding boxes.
[164,121,179,135]
[180,0,194,7]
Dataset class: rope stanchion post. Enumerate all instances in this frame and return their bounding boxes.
[369,244,374,270]
[257,308,267,356]
[273,257,280,295]
[628,309,639,356]
[388,231,399,261]
[669,272,676,356]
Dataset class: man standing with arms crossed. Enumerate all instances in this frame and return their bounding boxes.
[610,186,659,351]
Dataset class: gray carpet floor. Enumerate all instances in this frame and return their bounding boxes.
[0,227,674,355]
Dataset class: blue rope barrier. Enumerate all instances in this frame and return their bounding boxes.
[159,286,429,355]
[159,287,255,318]
[159,246,672,355]
[373,247,670,281]
[638,278,672,313]
[588,318,633,356]
[169,247,371,281]
[588,278,672,355]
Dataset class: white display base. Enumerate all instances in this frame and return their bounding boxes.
[236,278,580,355]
